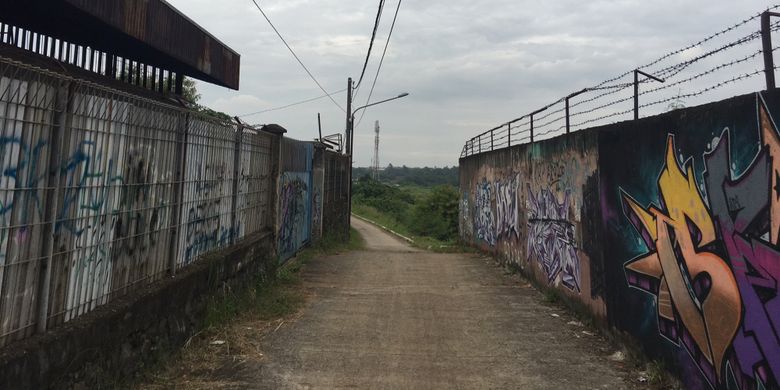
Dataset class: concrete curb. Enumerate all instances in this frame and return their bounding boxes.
[351,214,415,244]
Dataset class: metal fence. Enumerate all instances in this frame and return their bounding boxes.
[461,6,780,158]
[278,139,313,262]
[323,151,350,239]
[0,55,275,346]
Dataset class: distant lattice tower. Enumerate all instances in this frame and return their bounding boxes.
[372,121,380,180]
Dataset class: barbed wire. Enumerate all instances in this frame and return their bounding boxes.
[462,6,780,157]
[592,5,779,88]
[564,67,769,133]
[563,46,770,122]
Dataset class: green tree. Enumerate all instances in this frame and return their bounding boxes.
[409,185,459,241]
[352,178,414,222]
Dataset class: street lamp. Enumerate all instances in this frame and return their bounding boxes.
[348,92,409,155]
[346,92,409,229]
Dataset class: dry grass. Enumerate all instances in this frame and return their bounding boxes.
[133,229,362,389]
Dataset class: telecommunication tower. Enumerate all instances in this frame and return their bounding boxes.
[372,121,380,180]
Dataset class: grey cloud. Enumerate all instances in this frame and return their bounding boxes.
[169,0,768,167]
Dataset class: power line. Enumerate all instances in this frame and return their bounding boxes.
[250,0,345,113]
[354,0,386,93]
[238,88,348,118]
[356,0,402,128]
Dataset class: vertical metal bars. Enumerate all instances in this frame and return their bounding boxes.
[0,56,278,346]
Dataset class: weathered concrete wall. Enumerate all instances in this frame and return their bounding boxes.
[0,231,276,389]
[460,90,780,390]
[460,129,606,319]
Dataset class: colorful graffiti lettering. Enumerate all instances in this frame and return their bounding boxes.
[622,98,780,389]
[494,175,519,239]
[527,185,581,292]
[279,174,309,258]
[474,179,496,246]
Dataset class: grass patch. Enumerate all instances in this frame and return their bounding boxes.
[203,227,362,329]
[134,228,363,389]
[352,204,466,253]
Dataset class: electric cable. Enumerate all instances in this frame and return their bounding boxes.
[250,0,345,113]
[355,0,403,129]
[354,0,386,93]
[238,88,348,118]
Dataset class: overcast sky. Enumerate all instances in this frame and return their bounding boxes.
[167,0,769,167]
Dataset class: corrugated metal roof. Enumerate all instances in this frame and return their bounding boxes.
[0,0,241,90]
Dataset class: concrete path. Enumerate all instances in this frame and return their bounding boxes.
[243,217,633,389]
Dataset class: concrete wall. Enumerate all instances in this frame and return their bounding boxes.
[460,129,606,318]
[459,90,780,390]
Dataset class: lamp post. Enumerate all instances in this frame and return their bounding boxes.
[346,92,410,230]
[349,93,409,156]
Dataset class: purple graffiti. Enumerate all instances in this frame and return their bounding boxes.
[623,96,780,389]
[703,104,780,389]
[279,175,309,256]
[526,185,580,292]
[494,176,519,239]
[474,179,496,246]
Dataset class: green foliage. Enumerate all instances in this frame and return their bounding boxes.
[352,178,415,223]
[408,185,459,240]
[182,77,201,104]
[352,177,459,243]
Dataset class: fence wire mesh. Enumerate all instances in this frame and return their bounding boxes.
[462,5,780,158]
[0,55,275,346]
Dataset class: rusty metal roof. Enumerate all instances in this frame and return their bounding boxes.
[0,0,241,90]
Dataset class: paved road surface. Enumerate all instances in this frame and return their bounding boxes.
[242,217,632,389]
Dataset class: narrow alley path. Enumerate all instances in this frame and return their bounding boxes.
[234,217,634,389]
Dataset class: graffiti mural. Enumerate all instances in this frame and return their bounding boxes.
[494,175,519,239]
[460,192,472,238]
[474,179,496,246]
[278,173,310,259]
[182,160,237,264]
[621,97,780,389]
[527,185,581,292]
[312,189,322,238]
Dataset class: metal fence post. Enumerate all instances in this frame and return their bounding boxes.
[490,129,494,150]
[565,97,571,134]
[633,70,665,120]
[36,80,72,334]
[167,112,190,275]
[634,70,640,120]
[270,133,283,252]
[762,11,779,90]
[506,123,511,148]
[566,89,589,134]
[530,114,535,143]
[230,122,244,245]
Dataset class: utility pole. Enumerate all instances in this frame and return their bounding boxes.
[373,120,380,180]
[345,78,353,154]
[317,113,322,142]
[345,77,353,237]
